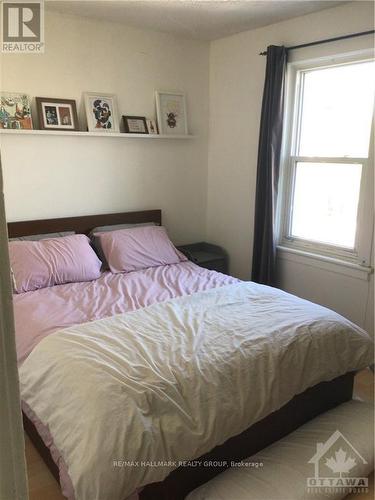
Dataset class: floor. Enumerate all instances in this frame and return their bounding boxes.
[25,369,374,500]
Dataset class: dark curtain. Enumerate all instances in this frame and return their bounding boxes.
[251,45,287,286]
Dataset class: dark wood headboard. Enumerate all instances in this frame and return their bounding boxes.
[7,209,162,238]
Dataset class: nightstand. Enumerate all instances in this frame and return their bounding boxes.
[177,242,229,274]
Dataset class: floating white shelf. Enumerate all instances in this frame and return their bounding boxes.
[0,129,194,139]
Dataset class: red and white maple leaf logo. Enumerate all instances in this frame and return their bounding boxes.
[325,448,357,477]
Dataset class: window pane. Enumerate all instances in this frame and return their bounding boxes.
[290,162,362,249]
[298,61,375,157]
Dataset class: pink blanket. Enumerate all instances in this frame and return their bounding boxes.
[14,261,238,364]
[16,262,237,499]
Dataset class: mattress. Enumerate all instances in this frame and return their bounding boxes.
[186,400,374,500]
[16,265,374,500]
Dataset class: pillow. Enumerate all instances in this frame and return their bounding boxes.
[9,234,102,293]
[96,225,187,273]
[9,231,75,242]
[90,222,156,268]
[90,222,156,235]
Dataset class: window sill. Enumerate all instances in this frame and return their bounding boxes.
[276,245,373,281]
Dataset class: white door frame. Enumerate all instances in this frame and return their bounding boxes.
[0,155,29,500]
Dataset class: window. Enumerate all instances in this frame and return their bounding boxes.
[278,55,375,267]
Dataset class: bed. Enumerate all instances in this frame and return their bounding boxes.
[9,210,373,500]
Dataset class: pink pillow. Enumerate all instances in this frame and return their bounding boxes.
[96,226,187,273]
[9,234,102,293]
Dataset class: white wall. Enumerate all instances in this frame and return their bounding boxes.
[208,1,374,334]
[0,9,209,244]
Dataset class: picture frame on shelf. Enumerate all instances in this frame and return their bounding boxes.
[123,115,148,134]
[36,97,79,131]
[0,92,33,129]
[155,90,188,135]
[84,92,119,132]
[146,118,158,135]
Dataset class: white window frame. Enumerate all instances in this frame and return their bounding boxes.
[277,51,374,270]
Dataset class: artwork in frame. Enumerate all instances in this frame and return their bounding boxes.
[146,118,158,135]
[84,92,119,132]
[155,91,188,135]
[0,92,33,129]
[36,97,79,131]
[123,115,148,134]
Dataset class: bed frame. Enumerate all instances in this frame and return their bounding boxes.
[9,209,355,500]
[7,209,162,238]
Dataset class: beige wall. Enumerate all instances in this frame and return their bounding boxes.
[207,1,374,333]
[0,9,209,245]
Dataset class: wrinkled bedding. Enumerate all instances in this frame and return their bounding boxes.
[14,262,237,364]
[19,281,373,500]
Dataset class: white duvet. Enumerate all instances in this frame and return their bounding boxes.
[19,282,373,500]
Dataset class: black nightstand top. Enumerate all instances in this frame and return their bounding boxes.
[177,242,229,274]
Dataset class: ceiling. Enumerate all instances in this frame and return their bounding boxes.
[47,0,346,41]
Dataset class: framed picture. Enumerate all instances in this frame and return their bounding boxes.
[123,115,148,134]
[155,90,188,135]
[84,92,119,132]
[36,97,79,131]
[0,92,33,129]
[146,118,158,135]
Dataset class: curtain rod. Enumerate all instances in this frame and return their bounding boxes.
[259,29,375,56]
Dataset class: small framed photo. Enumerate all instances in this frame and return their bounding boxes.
[123,115,148,134]
[155,90,188,135]
[146,118,158,135]
[84,92,119,132]
[36,97,79,131]
[0,92,33,129]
